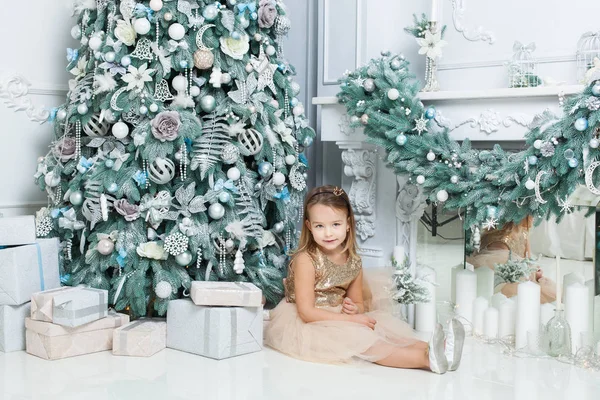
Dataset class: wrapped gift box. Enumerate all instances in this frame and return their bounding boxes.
[25,313,129,360]
[0,215,36,247]
[31,287,108,327]
[0,238,61,306]
[190,281,262,307]
[167,299,263,360]
[0,302,31,352]
[113,319,166,357]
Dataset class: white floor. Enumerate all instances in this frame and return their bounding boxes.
[1,340,599,400]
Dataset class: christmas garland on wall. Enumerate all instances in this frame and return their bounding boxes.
[337,51,600,241]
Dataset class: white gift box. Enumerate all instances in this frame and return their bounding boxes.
[25,313,129,360]
[190,281,263,307]
[0,302,31,352]
[167,299,263,360]
[0,215,36,247]
[113,319,167,357]
[0,238,61,306]
[31,287,108,327]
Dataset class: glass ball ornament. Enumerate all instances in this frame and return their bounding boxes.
[218,192,231,203]
[363,78,375,92]
[190,86,201,97]
[69,190,84,206]
[134,18,151,35]
[525,179,536,190]
[88,35,103,51]
[164,12,173,21]
[44,171,60,187]
[149,103,159,113]
[112,121,129,139]
[272,172,286,186]
[168,23,186,40]
[105,159,115,168]
[149,0,163,11]
[258,162,274,177]
[175,250,193,266]
[303,136,313,147]
[203,4,219,21]
[227,167,241,181]
[208,203,225,220]
[528,155,538,165]
[425,107,436,119]
[172,75,188,92]
[568,158,579,168]
[56,109,68,121]
[179,60,189,69]
[436,190,449,203]
[200,95,216,113]
[590,138,600,149]
[290,97,299,107]
[77,103,89,115]
[592,83,600,97]
[285,155,296,165]
[563,149,575,159]
[120,56,131,67]
[450,175,459,184]
[139,105,148,115]
[71,25,82,40]
[273,222,284,233]
[426,150,436,161]
[396,133,407,146]
[154,281,173,299]
[575,117,589,132]
[104,51,116,63]
[387,88,400,101]
[97,239,115,255]
[107,183,118,193]
[416,175,425,185]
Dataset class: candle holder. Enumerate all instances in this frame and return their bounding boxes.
[423,21,441,92]
[543,307,572,357]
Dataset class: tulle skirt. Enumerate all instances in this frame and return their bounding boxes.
[264,268,417,364]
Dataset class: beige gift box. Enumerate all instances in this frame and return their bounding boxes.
[112,319,167,357]
[31,286,108,327]
[25,313,129,360]
[190,281,263,307]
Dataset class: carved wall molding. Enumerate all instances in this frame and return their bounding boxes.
[341,148,377,241]
[451,0,496,45]
[0,74,55,124]
[435,109,534,134]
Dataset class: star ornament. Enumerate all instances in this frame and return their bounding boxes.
[482,217,498,231]
[412,114,428,135]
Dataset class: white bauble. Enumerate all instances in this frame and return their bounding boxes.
[71,25,82,40]
[266,45,276,56]
[104,51,116,63]
[89,35,103,51]
[285,155,296,165]
[56,109,68,121]
[245,63,254,73]
[111,121,129,139]
[148,158,176,184]
[189,86,201,97]
[208,203,225,220]
[450,175,459,184]
[273,222,284,233]
[293,104,304,116]
[134,18,151,35]
[175,250,193,266]
[168,23,186,40]
[172,75,187,93]
[44,171,60,187]
[149,103,159,113]
[525,179,535,190]
[77,103,89,115]
[272,172,286,186]
[426,151,436,161]
[221,73,232,84]
[149,0,163,11]
[387,88,400,100]
[533,140,543,149]
[227,167,241,181]
[69,191,84,206]
[436,190,449,202]
[163,12,173,21]
[416,175,425,184]
[154,281,173,299]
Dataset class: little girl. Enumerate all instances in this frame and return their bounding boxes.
[265,185,465,374]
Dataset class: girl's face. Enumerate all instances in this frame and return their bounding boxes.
[305,204,349,253]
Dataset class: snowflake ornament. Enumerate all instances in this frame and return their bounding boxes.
[163,232,189,256]
[36,216,53,237]
[557,196,573,214]
[482,217,498,231]
[412,115,428,135]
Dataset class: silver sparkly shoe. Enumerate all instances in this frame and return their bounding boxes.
[428,323,448,374]
[445,318,466,371]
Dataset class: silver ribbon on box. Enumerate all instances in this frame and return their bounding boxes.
[119,320,148,351]
[53,288,107,321]
[203,308,239,358]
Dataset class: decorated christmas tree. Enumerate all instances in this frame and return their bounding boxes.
[34,0,315,317]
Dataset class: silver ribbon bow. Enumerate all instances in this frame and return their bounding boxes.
[168,40,189,53]
[58,208,86,230]
[108,148,130,171]
[513,41,536,54]
[139,191,172,226]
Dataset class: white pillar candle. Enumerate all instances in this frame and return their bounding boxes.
[491,292,508,309]
[473,297,489,336]
[392,245,405,265]
[515,281,541,350]
[540,303,555,326]
[415,267,437,333]
[475,266,495,301]
[498,298,516,338]
[484,307,499,339]
[565,282,590,354]
[450,264,462,304]
[585,279,595,334]
[455,269,477,328]
[562,272,585,304]
[430,0,439,21]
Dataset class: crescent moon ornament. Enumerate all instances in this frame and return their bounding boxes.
[196,23,215,51]
[585,161,600,195]
[110,87,128,111]
[534,170,548,204]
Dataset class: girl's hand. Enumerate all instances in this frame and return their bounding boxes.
[342,297,359,315]
[350,314,377,330]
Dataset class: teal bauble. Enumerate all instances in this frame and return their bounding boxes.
[592,83,600,97]
[200,95,217,112]
[175,250,193,266]
[396,134,407,146]
[258,161,273,177]
[574,117,588,132]
[69,190,84,206]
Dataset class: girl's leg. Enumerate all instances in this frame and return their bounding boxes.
[373,341,430,369]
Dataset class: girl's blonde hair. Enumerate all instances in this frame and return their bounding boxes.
[293,185,359,261]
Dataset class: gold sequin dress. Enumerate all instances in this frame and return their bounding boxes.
[264,249,416,364]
